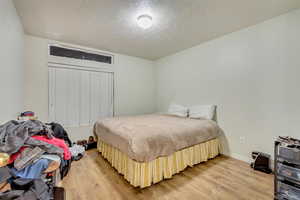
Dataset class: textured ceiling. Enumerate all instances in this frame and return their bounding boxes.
[13,0,300,60]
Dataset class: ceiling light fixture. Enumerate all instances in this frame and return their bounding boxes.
[137,14,153,29]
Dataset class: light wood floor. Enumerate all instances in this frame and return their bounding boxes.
[62,150,274,200]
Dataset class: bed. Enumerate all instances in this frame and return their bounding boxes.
[93,114,221,188]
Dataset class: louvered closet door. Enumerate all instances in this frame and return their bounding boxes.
[90,71,114,124]
[49,66,114,127]
[79,71,90,126]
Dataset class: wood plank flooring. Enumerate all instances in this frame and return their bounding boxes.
[62,150,274,200]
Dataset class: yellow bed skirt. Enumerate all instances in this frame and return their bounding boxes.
[98,138,220,188]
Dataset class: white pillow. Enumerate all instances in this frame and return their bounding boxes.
[167,104,188,117]
[189,105,216,120]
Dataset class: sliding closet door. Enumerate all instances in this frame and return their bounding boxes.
[49,66,114,127]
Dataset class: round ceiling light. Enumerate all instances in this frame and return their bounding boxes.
[137,14,153,29]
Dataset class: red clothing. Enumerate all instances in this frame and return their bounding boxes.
[9,146,27,164]
[31,135,71,160]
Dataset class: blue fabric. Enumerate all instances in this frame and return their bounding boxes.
[10,158,50,179]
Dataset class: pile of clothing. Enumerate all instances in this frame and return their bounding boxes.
[0,118,81,200]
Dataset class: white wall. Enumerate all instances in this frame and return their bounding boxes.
[0,0,24,123]
[24,35,156,141]
[23,8,300,163]
[155,9,300,162]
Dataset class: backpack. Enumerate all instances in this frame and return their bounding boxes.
[47,123,72,147]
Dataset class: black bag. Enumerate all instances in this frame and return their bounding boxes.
[250,151,272,174]
[47,123,72,147]
[60,159,72,179]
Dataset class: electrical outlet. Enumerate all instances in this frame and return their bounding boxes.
[239,136,246,144]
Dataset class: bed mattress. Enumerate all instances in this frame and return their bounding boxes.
[93,114,221,162]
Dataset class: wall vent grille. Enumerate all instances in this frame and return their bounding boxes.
[49,45,112,64]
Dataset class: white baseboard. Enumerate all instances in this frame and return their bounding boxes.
[229,153,252,164]
[223,152,274,171]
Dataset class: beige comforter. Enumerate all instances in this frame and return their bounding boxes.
[94,114,221,162]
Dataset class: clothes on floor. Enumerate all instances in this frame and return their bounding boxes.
[14,147,45,171]
[8,147,28,164]
[0,166,11,184]
[0,190,24,200]
[26,137,64,157]
[0,118,73,199]
[41,154,61,162]
[10,159,51,179]
[69,144,85,161]
[8,141,64,164]
[8,139,64,165]
[0,178,51,200]
[32,135,71,160]
[0,120,53,155]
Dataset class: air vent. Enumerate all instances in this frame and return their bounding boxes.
[49,46,112,64]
